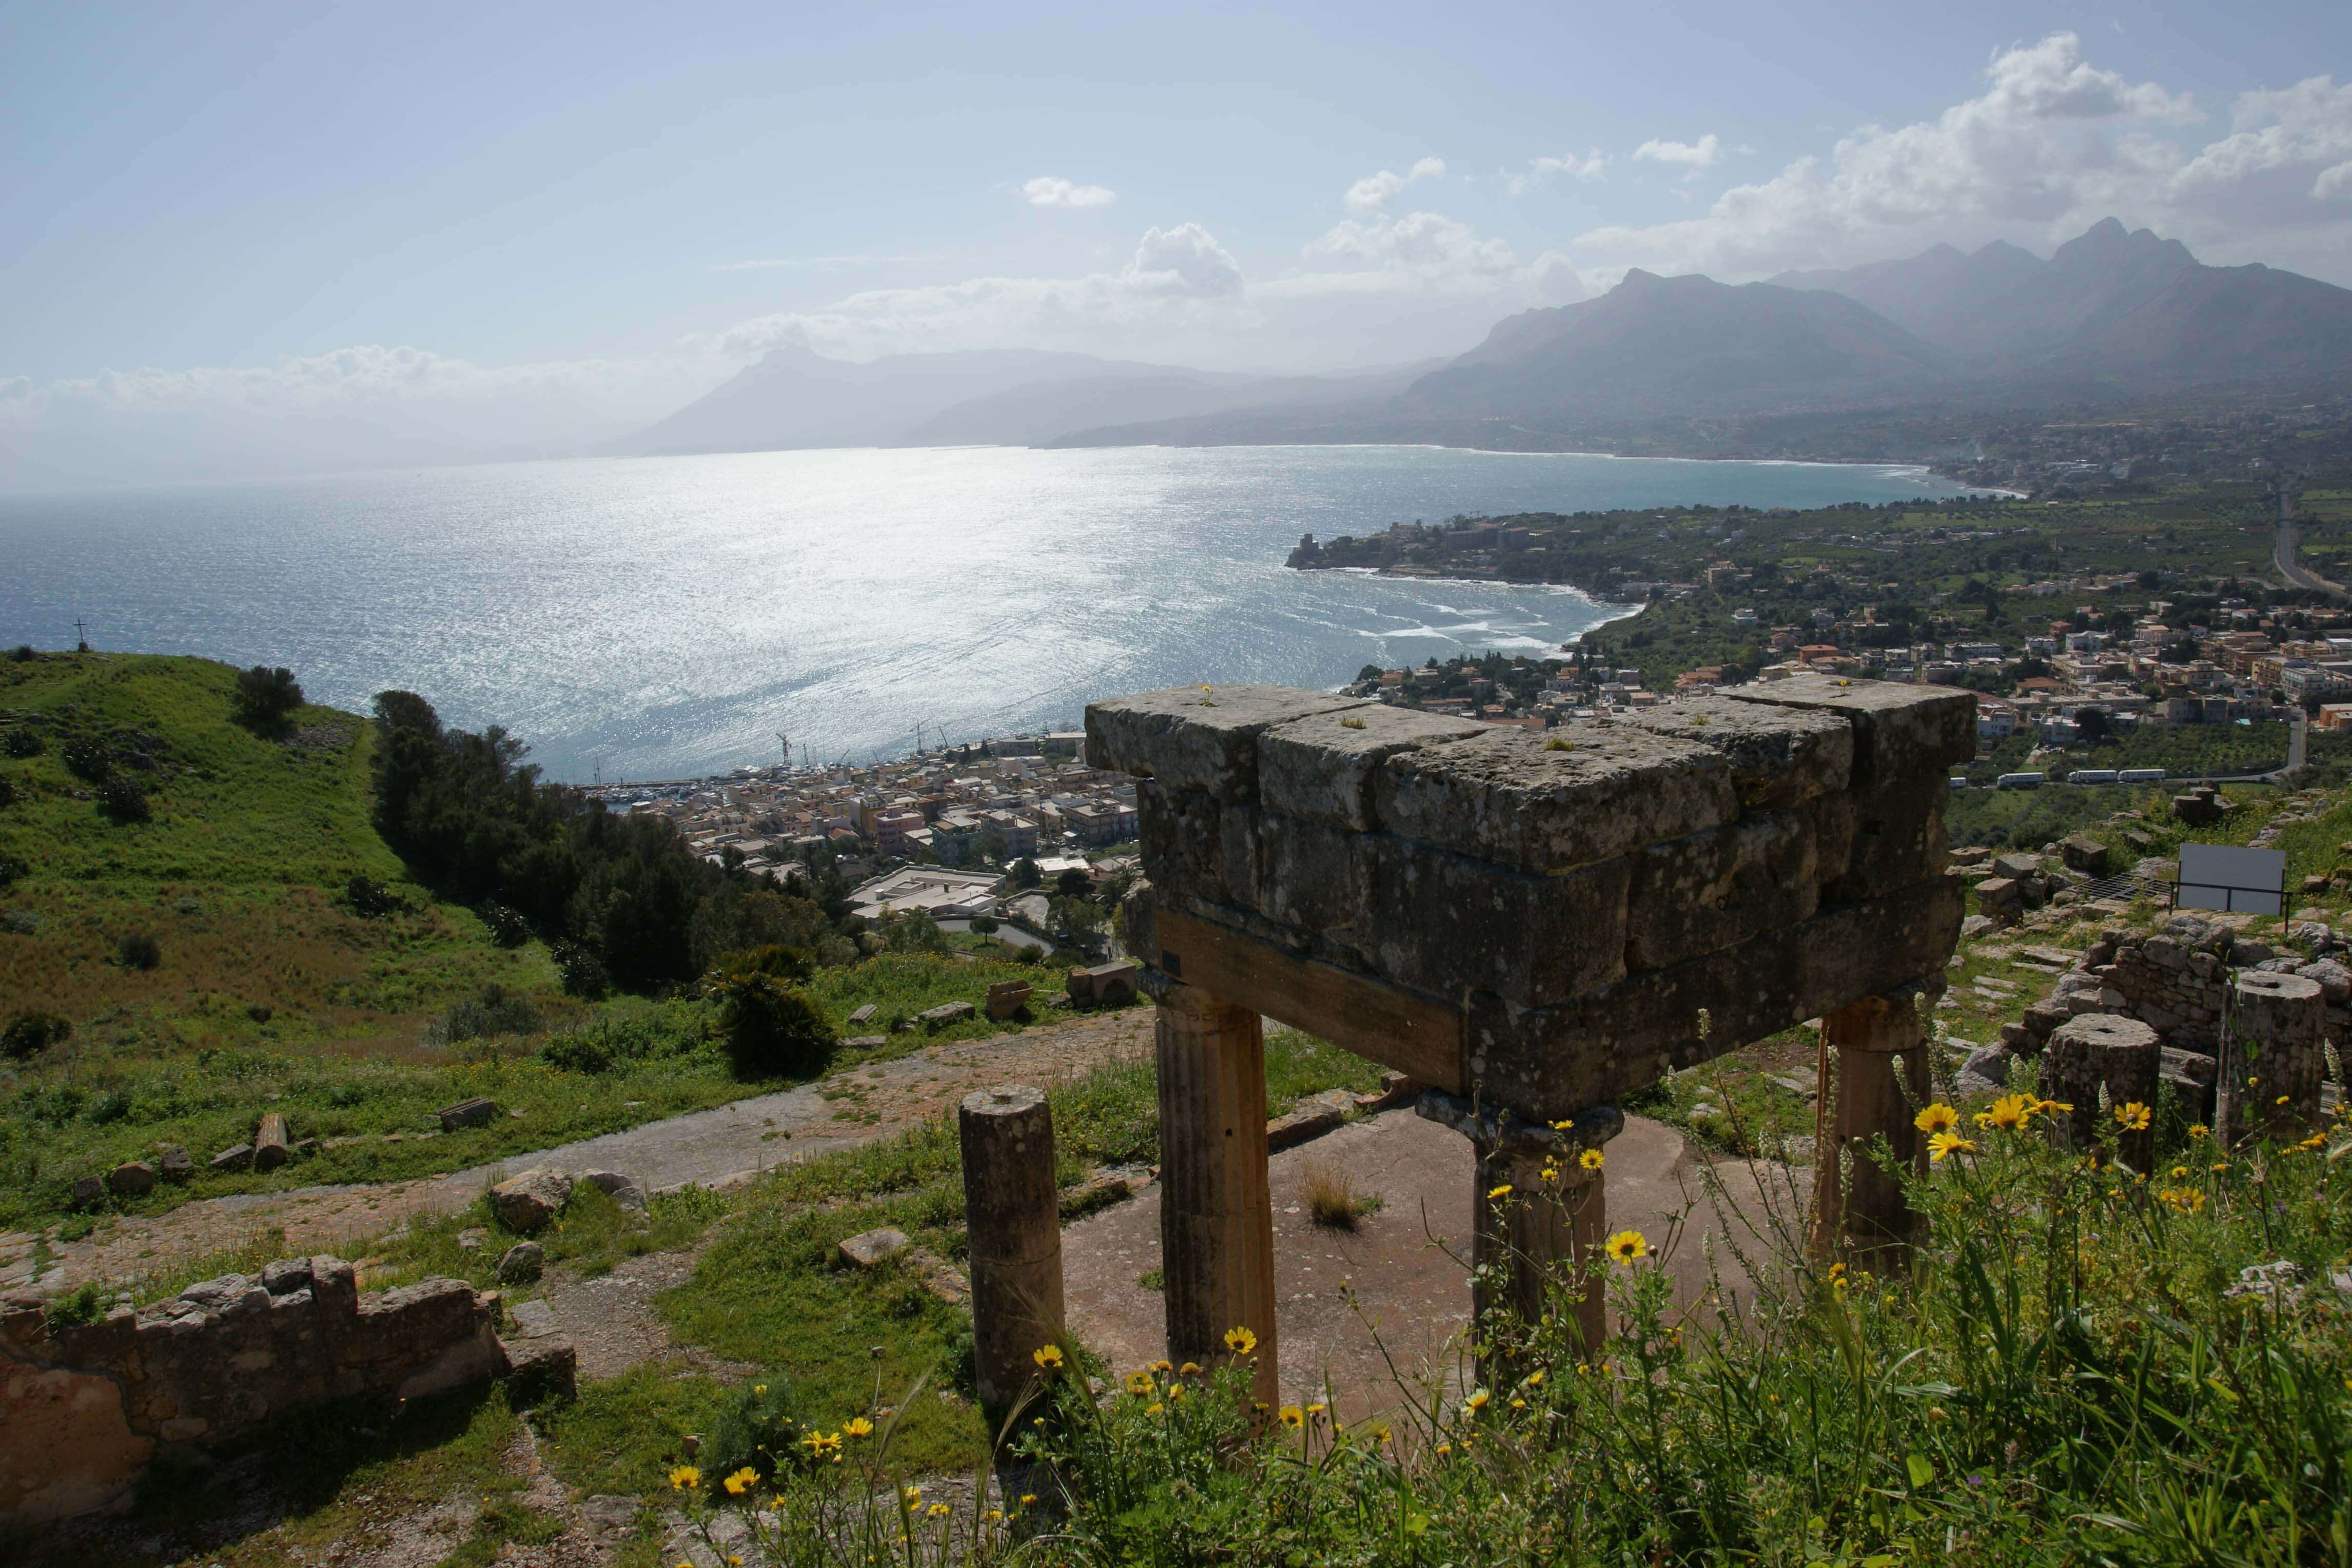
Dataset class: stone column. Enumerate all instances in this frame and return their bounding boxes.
[2220,971,2327,1145]
[1473,1143,1608,1359]
[1812,990,1931,1268]
[1154,982,1278,1408]
[2043,1013,2160,1170]
[958,1085,1066,1420]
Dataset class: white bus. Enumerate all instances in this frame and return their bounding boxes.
[1996,771,2047,790]
[2116,768,2168,785]
[2067,769,2119,785]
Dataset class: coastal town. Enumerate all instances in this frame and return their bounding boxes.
[583,732,1142,928]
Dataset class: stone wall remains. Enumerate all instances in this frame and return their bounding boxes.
[2002,912,2352,1112]
[1,1256,568,1530]
[1089,675,1976,1120]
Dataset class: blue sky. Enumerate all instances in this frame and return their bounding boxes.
[4,1,2349,484]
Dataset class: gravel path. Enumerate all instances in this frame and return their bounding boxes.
[41,1008,1154,1293]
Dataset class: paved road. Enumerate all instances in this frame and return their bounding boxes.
[2277,515,2348,600]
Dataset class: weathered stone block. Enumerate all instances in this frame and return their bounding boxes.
[1256,813,1373,934]
[438,1097,499,1132]
[488,1168,573,1233]
[839,1227,912,1268]
[1726,673,1977,786]
[1258,706,1485,830]
[1620,696,1852,808]
[1086,685,1371,800]
[1365,838,1629,1007]
[1136,782,1261,911]
[1465,875,1961,1118]
[1373,724,1736,874]
[107,1162,156,1197]
[1624,809,1818,971]
[2060,834,2109,875]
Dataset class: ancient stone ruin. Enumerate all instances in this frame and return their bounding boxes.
[1083,673,1977,1396]
[1,1257,573,1527]
[2002,912,2346,1125]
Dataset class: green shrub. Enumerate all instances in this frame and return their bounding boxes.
[96,773,150,824]
[553,941,609,999]
[0,858,19,889]
[699,1376,816,1486]
[116,932,162,970]
[0,774,15,809]
[481,901,531,947]
[1,909,37,935]
[231,665,304,734]
[4,726,44,758]
[9,645,31,663]
[429,983,542,1046]
[707,949,834,1079]
[1,1010,72,1059]
[62,735,110,781]
[344,873,399,918]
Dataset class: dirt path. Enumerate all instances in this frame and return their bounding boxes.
[45,1008,1155,1294]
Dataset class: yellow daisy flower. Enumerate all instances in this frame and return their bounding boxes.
[2114,1101,2152,1133]
[1579,1147,1605,1171]
[1223,1326,1258,1356]
[1605,1229,1650,1264]
[669,1465,700,1491]
[1032,1343,1064,1369]
[1913,1102,1960,1136]
[1927,1130,1976,1163]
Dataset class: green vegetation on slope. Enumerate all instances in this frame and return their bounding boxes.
[0,653,1131,1232]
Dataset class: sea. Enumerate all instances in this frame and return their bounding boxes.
[0,445,1978,782]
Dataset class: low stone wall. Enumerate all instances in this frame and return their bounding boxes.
[1090,674,1975,1119]
[1,1257,566,1530]
[2003,913,2352,1109]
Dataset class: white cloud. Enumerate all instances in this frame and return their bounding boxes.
[1634,134,1722,178]
[1563,34,2352,282]
[712,223,1250,361]
[1343,156,1446,213]
[1506,149,1608,196]
[1021,175,1118,209]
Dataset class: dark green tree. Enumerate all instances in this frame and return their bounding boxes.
[233,666,305,734]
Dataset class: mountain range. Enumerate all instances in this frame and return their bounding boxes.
[618,342,1434,456]
[620,220,2352,457]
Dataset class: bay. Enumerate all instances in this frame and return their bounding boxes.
[0,444,1971,781]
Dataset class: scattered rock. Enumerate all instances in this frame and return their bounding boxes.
[2298,959,2352,1004]
[1961,914,1996,938]
[2059,835,2108,875]
[253,1111,291,1171]
[438,1096,500,1132]
[918,1001,976,1028]
[506,1297,561,1337]
[457,1227,488,1251]
[579,1169,646,1212]
[155,1145,193,1182]
[489,1167,574,1233]
[838,1227,913,1268]
[210,1144,253,1173]
[106,1161,158,1197]
[498,1242,545,1284]
[70,1174,106,1209]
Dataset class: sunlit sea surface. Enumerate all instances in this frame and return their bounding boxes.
[0,445,1975,781]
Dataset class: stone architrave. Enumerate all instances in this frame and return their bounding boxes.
[1085,676,1974,1366]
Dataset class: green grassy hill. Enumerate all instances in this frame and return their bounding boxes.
[0,653,1095,1236]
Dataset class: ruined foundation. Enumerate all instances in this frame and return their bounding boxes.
[1088,675,1975,1385]
[2,1259,567,1528]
